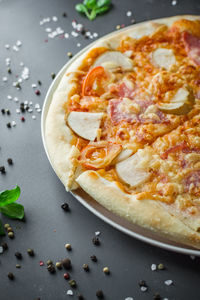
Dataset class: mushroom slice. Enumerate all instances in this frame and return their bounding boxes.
[152,48,176,70]
[116,149,151,187]
[158,87,194,115]
[68,111,103,141]
[93,51,133,71]
[113,149,134,164]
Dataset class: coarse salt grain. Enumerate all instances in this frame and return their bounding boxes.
[0,246,3,254]
[71,31,78,37]
[151,264,157,271]
[67,290,73,296]
[24,101,28,105]
[77,43,81,47]
[7,95,12,100]
[125,298,134,300]
[126,10,132,17]
[16,40,22,47]
[32,84,37,88]
[2,77,8,82]
[35,103,40,109]
[12,121,16,127]
[14,97,18,102]
[93,32,98,38]
[95,231,101,236]
[164,279,173,286]
[171,0,177,5]
[28,109,33,113]
[163,298,169,300]
[45,28,52,33]
[29,101,33,105]
[64,33,69,39]
[21,67,30,80]
[13,45,19,52]
[18,78,22,83]
[32,115,36,120]
[37,109,41,113]
[5,44,10,49]
[16,109,20,114]
[140,286,147,292]
[20,62,24,66]
[52,16,58,22]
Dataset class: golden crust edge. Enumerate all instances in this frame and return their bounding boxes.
[76,170,200,249]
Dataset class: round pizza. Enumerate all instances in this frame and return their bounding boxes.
[45,15,200,249]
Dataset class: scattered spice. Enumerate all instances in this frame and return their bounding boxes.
[0,166,6,174]
[61,202,70,211]
[1,242,8,250]
[157,263,165,270]
[103,267,110,275]
[51,73,56,80]
[68,279,76,288]
[139,280,147,287]
[56,262,62,269]
[96,290,104,299]
[47,264,56,273]
[21,117,25,122]
[7,272,14,280]
[38,80,42,85]
[92,237,100,246]
[8,232,14,239]
[16,264,21,269]
[15,252,22,259]
[35,89,41,95]
[154,293,161,300]
[64,272,70,280]
[7,122,11,128]
[27,248,35,256]
[39,261,44,266]
[90,255,97,262]
[77,293,84,300]
[65,243,72,251]
[7,68,12,74]
[67,290,73,296]
[67,52,73,58]
[164,279,173,286]
[62,258,71,270]
[47,260,53,266]
[82,264,89,272]
[7,227,13,232]
[7,158,13,165]
[62,12,67,17]
[1,109,5,114]
[151,264,157,271]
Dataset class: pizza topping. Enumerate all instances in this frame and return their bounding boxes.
[109,99,137,124]
[82,66,109,96]
[93,51,133,71]
[182,31,200,66]
[158,87,194,115]
[151,48,176,70]
[184,170,200,194]
[79,142,121,169]
[67,111,104,141]
[116,149,152,187]
[113,148,134,163]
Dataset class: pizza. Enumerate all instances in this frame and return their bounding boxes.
[45,15,200,249]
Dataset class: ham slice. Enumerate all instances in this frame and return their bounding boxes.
[184,170,200,193]
[182,31,200,66]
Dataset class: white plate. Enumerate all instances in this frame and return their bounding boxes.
[41,21,200,256]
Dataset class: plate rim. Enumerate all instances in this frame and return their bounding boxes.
[41,17,200,257]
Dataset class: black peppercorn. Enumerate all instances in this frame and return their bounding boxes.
[15,82,21,89]
[15,252,22,259]
[38,80,42,85]
[7,123,11,128]
[61,203,69,211]
[47,264,56,273]
[154,293,161,300]
[35,90,41,95]
[7,68,12,74]
[62,258,71,270]
[7,158,13,165]
[1,242,8,250]
[47,260,53,266]
[139,280,147,287]
[27,248,34,256]
[77,293,84,300]
[0,166,6,174]
[96,290,104,298]
[51,73,56,80]
[6,109,10,115]
[7,272,14,280]
[62,12,67,17]
[90,255,97,262]
[92,237,100,246]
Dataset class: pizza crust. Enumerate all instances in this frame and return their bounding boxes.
[45,15,200,248]
[76,170,200,249]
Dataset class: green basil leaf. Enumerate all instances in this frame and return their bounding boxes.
[88,9,97,20]
[75,3,87,13]
[0,203,24,220]
[75,3,91,19]
[97,0,111,8]
[95,5,110,14]
[83,0,97,9]
[0,219,5,236]
[0,186,20,207]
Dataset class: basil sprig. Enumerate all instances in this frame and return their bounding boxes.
[75,0,111,21]
[0,186,24,236]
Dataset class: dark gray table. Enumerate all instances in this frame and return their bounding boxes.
[1,1,200,299]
